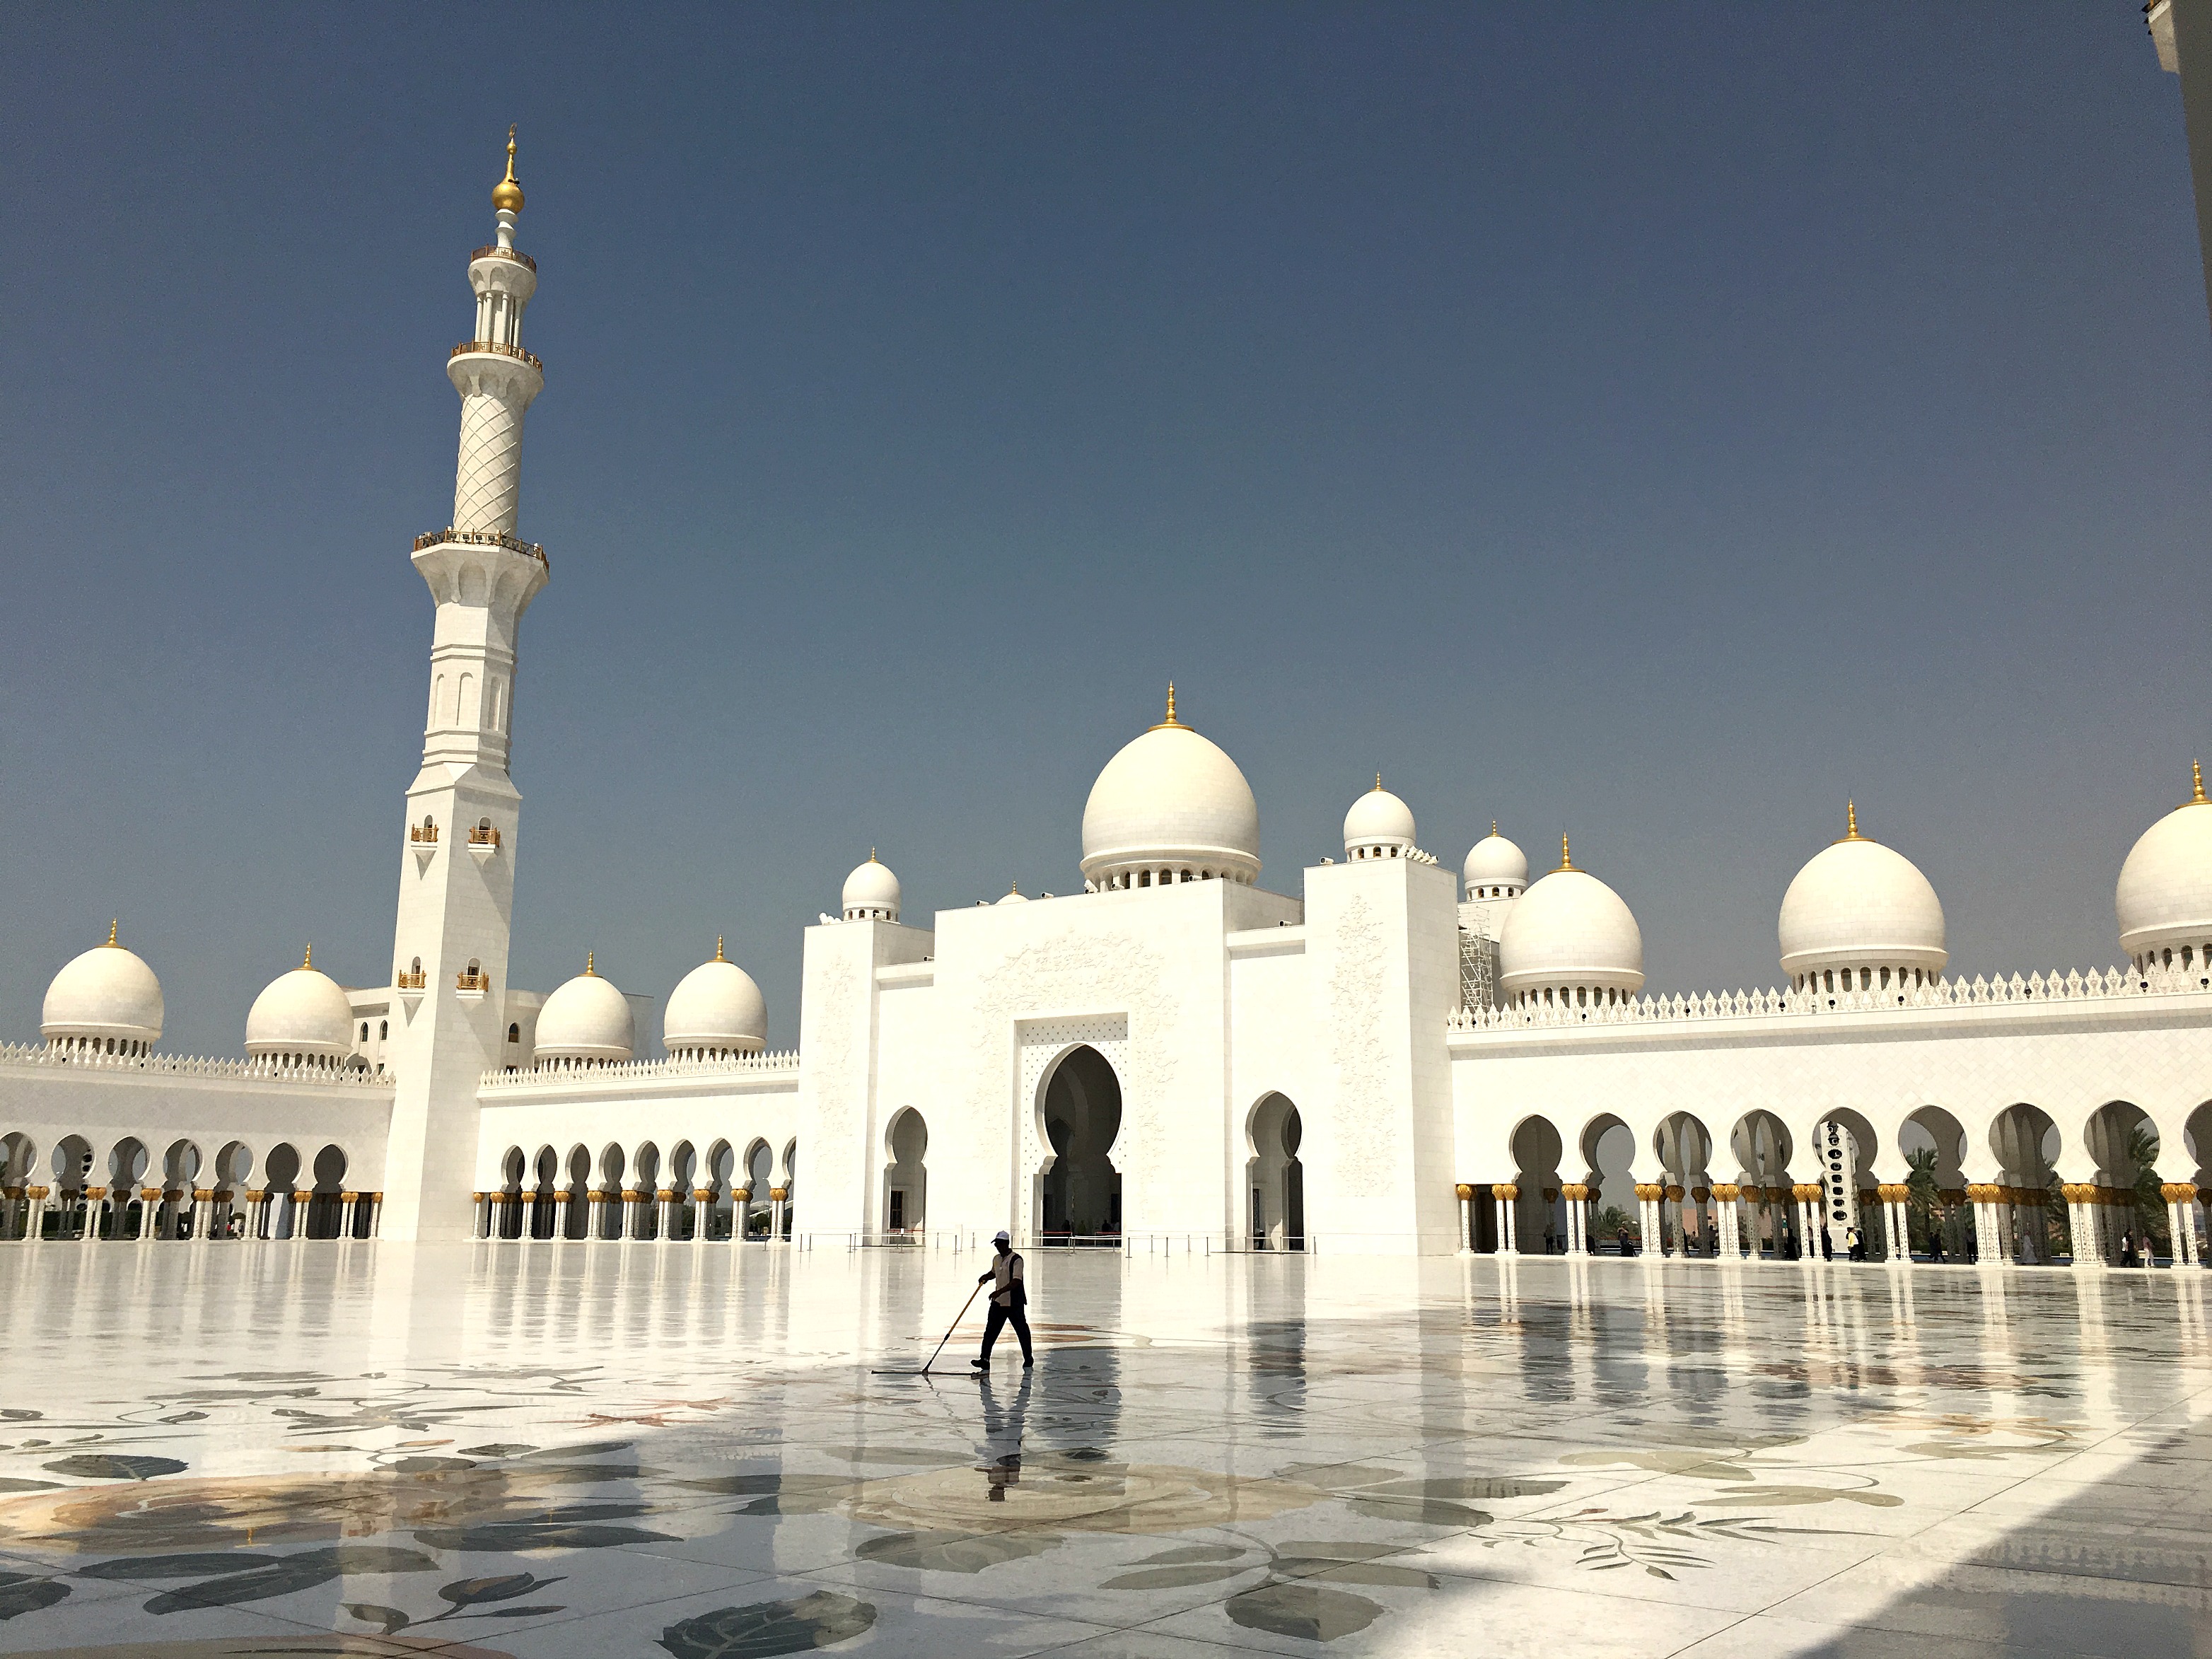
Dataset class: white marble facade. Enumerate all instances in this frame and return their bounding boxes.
[8,149,2212,1265]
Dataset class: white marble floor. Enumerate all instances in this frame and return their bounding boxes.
[0,1243,2202,1658]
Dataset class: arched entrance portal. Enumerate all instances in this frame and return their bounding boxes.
[885,1108,927,1236]
[1038,1044,1122,1243]
[1247,1093,1305,1251]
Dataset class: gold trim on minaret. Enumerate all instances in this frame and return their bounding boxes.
[105,919,119,948]
[1836,800,1865,843]
[1151,683,1184,730]
[715,936,726,962]
[584,950,595,977]
[302,943,314,972]
[1557,834,1574,872]
[2189,759,2207,808]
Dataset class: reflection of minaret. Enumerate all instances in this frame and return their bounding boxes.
[380,132,551,1241]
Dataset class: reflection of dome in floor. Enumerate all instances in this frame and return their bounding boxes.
[844,1455,1321,1535]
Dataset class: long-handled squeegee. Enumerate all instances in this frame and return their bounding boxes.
[871,1280,985,1377]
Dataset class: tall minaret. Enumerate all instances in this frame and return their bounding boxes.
[379,130,550,1242]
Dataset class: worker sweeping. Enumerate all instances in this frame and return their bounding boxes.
[971,1229,1033,1369]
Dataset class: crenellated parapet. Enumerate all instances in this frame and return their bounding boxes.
[0,1040,393,1087]
[478,1050,801,1091]
[1448,960,2212,1035]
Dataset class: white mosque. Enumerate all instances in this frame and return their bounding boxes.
[7,137,2212,1267]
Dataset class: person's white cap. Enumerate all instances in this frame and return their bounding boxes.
[994,1229,1011,1242]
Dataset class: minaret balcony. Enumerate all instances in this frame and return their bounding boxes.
[455,970,491,1002]
[470,245,537,273]
[395,968,426,1011]
[450,339,542,371]
[467,825,503,859]
[412,528,548,567]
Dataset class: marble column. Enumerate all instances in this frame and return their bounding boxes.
[694,1189,711,1243]
[554,1189,571,1240]
[341,1192,359,1240]
[81,1187,105,1246]
[291,1191,312,1240]
[1493,1183,1518,1255]
[1793,1184,1822,1259]
[2166,1184,2200,1266]
[733,1188,751,1243]
[622,1189,642,1240]
[769,1187,788,1243]
[1634,1183,1663,1255]
[138,1189,160,1247]
[368,1193,383,1238]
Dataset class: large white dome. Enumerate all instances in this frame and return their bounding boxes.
[1081,688,1261,889]
[2117,764,2212,967]
[1344,779,1415,860]
[244,950,355,1060]
[663,942,767,1056]
[42,925,163,1053]
[842,854,901,922]
[1463,824,1527,897]
[1779,807,1946,987]
[534,956,635,1064]
[1497,841,1644,1004]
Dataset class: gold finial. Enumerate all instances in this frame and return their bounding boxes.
[1491,821,1499,838]
[715,936,726,962]
[1837,800,1864,843]
[302,943,314,972]
[584,950,595,976]
[1153,683,1184,730]
[105,919,119,948]
[491,125,525,214]
[869,847,878,863]
[1375,773,1384,792]
[1558,834,1574,871]
[1010,878,1021,896]
[2191,759,2207,806]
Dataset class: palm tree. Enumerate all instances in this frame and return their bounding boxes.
[2127,1126,2167,1257]
[1904,1146,1940,1254]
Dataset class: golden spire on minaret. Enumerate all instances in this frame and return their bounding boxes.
[1837,800,1864,842]
[302,943,314,972]
[105,919,119,948]
[583,950,595,977]
[715,936,727,962]
[2189,759,2208,808]
[1558,834,1574,871]
[1153,683,1184,730]
[492,125,525,214]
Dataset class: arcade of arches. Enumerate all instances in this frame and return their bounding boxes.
[0,1131,376,1242]
[1460,1100,2212,1267]
[477,1134,799,1241]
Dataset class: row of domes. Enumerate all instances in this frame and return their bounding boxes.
[531,942,768,1064]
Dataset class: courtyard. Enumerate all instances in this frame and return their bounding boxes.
[0,1244,2201,1657]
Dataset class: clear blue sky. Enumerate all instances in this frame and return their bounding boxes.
[4,3,2206,1052]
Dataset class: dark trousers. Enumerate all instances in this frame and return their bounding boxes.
[980,1299,1032,1363]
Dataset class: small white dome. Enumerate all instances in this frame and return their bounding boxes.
[534,957,635,1064]
[1462,825,1528,895]
[1779,807,1946,984]
[1497,841,1645,1002]
[1344,779,1416,859]
[1081,687,1261,888]
[996,883,1030,905]
[2117,764,2212,965]
[663,943,766,1055]
[843,854,902,922]
[42,925,163,1050]
[245,950,354,1059]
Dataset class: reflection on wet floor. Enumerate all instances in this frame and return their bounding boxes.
[0,1245,2200,1656]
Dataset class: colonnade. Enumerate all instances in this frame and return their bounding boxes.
[0,1184,381,1243]
[474,1183,791,1242]
[1455,1176,2204,1267]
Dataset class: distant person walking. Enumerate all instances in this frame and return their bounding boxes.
[972,1230,1033,1370]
